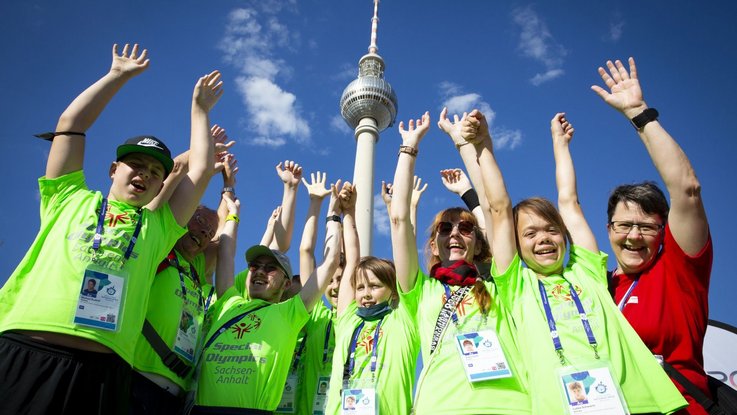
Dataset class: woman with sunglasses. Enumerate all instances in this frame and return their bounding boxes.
[593,58,713,414]
[390,111,530,414]
[323,183,419,415]
[480,111,685,414]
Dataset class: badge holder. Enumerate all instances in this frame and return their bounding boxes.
[174,304,200,363]
[455,329,512,383]
[312,375,331,414]
[74,262,127,331]
[341,377,377,415]
[557,361,629,415]
[275,373,299,414]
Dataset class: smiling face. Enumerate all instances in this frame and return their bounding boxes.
[516,207,567,276]
[246,255,291,303]
[608,201,664,275]
[428,209,486,267]
[108,153,166,207]
[350,257,397,309]
[175,207,218,262]
[354,269,394,308]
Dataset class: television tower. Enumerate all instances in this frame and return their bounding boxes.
[340,0,398,256]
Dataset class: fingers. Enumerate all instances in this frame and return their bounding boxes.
[590,85,608,100]
[615,59,629,80]
[628,57,638,80]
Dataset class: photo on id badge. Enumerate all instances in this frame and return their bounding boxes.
[74,266,124,331]
[341,389,375,414]
[559,367,628,415]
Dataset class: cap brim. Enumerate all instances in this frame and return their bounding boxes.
[116,144,174,176]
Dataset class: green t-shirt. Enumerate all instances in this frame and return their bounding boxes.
[132,250,207,390]
[400,270,530,415]
[0,170,185,364]
[492,246,687,414]
[234,268,248,296]
[325,300,419,415]
[195,289,310,410]
[293,301,336,415]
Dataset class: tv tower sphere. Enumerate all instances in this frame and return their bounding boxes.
[340,53,398,131]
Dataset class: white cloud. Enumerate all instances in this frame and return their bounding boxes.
[331,115,352,134]
[220,7,310,147]
[373,193,390,236]
[511,6,567,86]
[608,20,625,42]
[437,83,522,150]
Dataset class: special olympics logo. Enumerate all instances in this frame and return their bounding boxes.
[230,313,262,339]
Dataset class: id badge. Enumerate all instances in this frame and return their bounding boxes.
[275,373,299,413]
[558,363,629,415]
[312,375,331,414]
[455,330,512,382]
[174,306,200,363]
[340,387,376,415]
[74,264,126,331]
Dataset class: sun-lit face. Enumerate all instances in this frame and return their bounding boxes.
[175,210,218,261]
[608,201,664,275]
[431,219,480,263]
[354,269,393,308]
[516,209,566,276]
[246,255,290,303]
[108,153,165,207]
[324,267,343,307]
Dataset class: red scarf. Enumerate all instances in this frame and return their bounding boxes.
[430,260,479,286]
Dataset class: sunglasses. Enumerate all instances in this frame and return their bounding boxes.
[248,262,280,274]
[436,221,475,237]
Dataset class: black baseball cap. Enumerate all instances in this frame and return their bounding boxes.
[116,135,174,176]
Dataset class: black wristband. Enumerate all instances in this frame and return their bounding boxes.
[34,131,86,141]
[326,215,342,224]
[630,108,659,130]
[461,189,480,211]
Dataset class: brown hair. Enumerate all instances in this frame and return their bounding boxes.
[512,197,571,251]
[351,256,398,304]
[424,207,492,315]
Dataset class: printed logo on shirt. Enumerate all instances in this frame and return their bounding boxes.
[106,210,132,227]
[357,327,384,354]
[440,292,475,317]
[549,283,583,302]
[230,313,262,339]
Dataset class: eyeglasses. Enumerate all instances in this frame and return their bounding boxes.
[193,214,215,240]
[608,220,664,236]
[248,262,280,274]
[437,221,476,237]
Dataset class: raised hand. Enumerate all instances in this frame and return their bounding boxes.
[276,160,303,187]
[381,181,393,208]
[110,43,150,78]
[193,70,224,113]
[551,113,574,144]
[410,176,428,207]
[465,109,490,143]
[212,124,236,153]
[218,153,238,187]
[327,179,343,217]
[398,111,431,148]
[438,107,473,148]
[339,181,357,213]
[591,57,646,118]
[301,171,331,200]
[440,168,472,196]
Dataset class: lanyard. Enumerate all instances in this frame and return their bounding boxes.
[291,314,334,372]
[617,278,639,312]
[430,284,472,356]
[344,318,384,382]
[202,303,270,351]
[170,252,204,310]
[92,198,142,262]
[442,284,463,326]
[537,279,599,365]
[204,286,215,314]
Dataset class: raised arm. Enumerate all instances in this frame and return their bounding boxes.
[390,111,431,292]
[551,113,598,252]
[300,182,343,312]
[438,107,493,240]
[204,151,240,279]
[337,182,359,316]
[298,171,332,285]
[259,206,282,250]
[269,160,302,251]
[168,71,223,226]
[47,44,149,179]
[440,168,486,236]
[410,176,428,237]
[474,111,516,271]
[592,57,708,254]
[215,192,241,297]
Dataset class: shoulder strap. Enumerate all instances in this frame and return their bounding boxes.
[141,319,192,379]
[157,249,178,275]
[663,361,724,415]
[430,285,472,356]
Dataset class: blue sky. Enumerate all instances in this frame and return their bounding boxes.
[1,0,735,326]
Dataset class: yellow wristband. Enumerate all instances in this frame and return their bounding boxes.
[226,214,240,223]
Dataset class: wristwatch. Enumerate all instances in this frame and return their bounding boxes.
[222,186,235,195]
[630,108,659,130]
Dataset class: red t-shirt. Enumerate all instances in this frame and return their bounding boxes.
[612,224,713,415]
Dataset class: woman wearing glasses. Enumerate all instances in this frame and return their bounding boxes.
[593,58,713,414]
[389,111,530,414]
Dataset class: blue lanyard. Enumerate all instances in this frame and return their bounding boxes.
[442,284,461,326]
[170,253,204,310]
[202,303,270,351]
[537,279,599,365]
[204,287,215,314]
[291,315,334,372]
[617,279,639,312]
[292,335,308,371]
[92,198,142,262]
[345,318,384,380]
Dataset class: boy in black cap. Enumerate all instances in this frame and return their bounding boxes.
[0,43,223,414]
